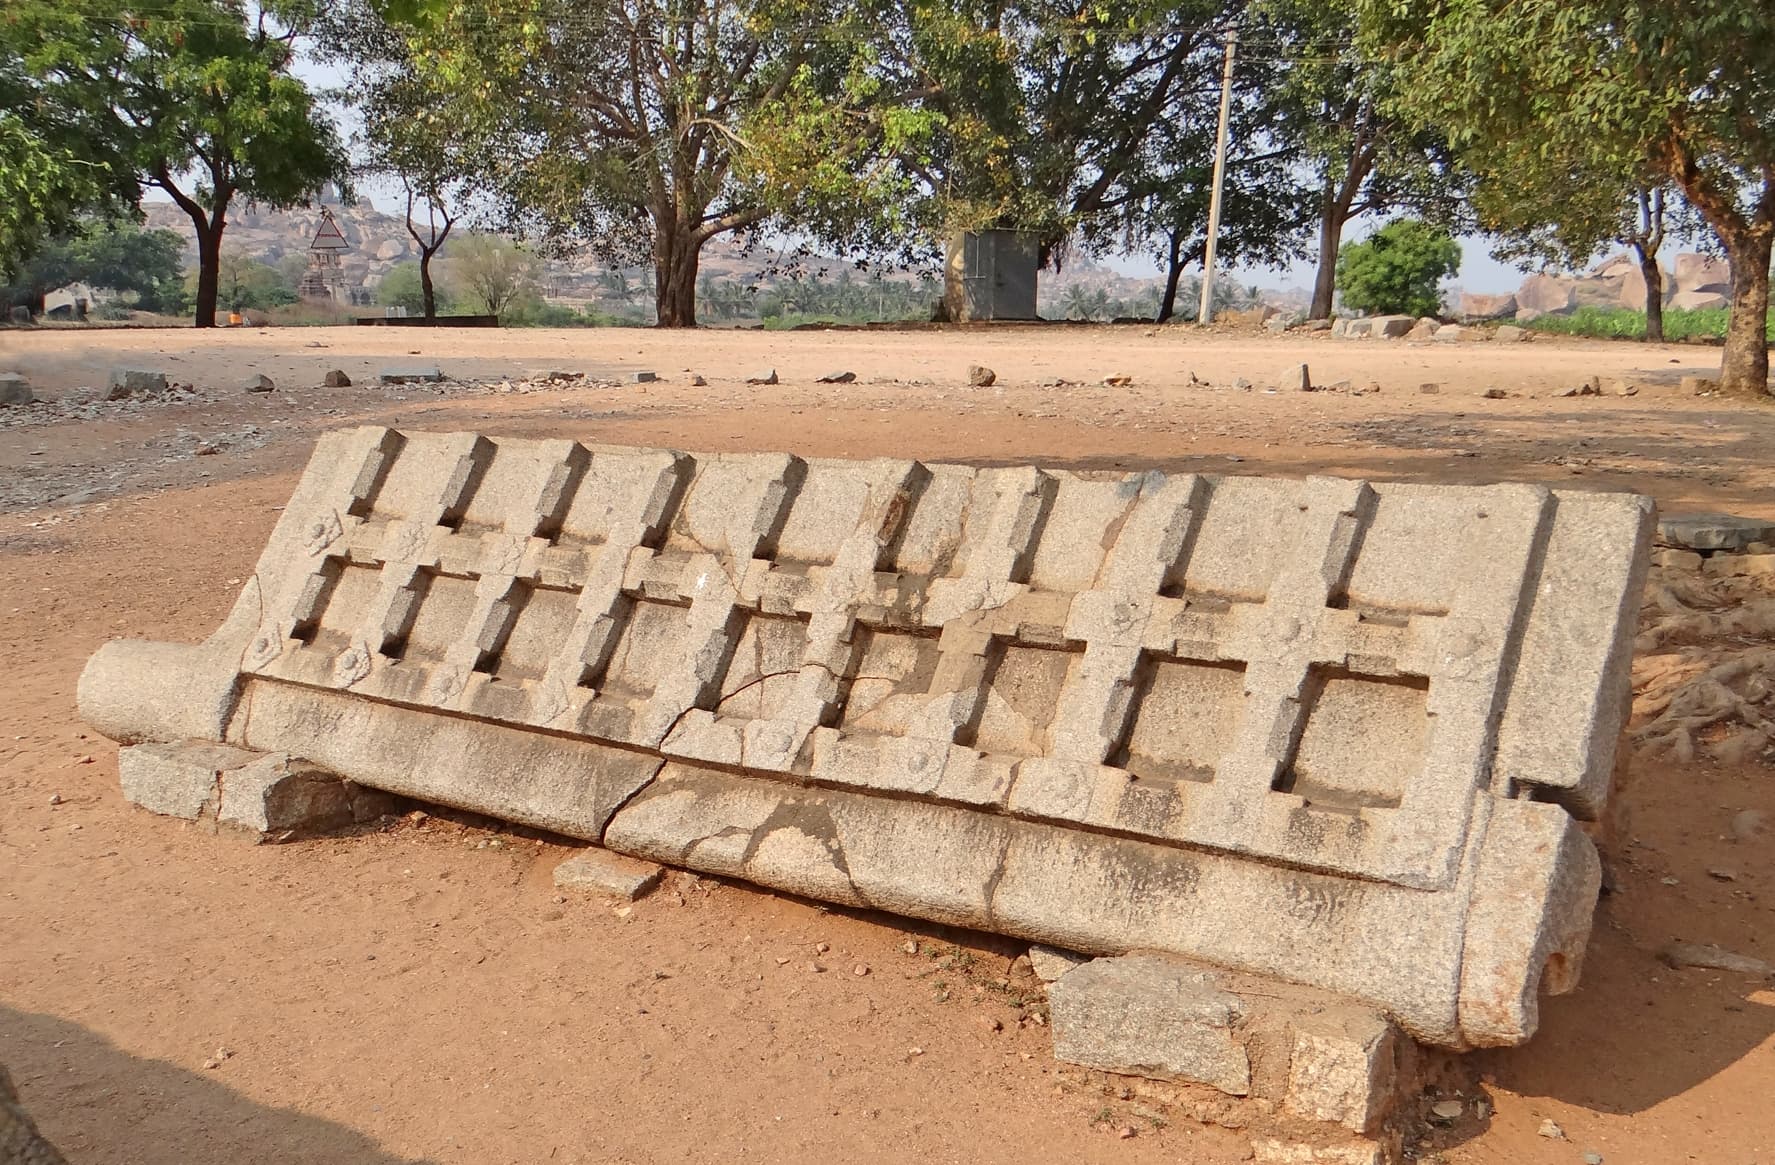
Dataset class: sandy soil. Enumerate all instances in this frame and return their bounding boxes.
[1,322,1772,1165]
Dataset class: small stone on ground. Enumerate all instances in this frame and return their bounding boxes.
[553,847,665,901]
[379,365,444,384]
[968,365,996,387]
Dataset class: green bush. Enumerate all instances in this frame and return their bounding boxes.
[1523,305,1774,342]
[1336,218,1461,318]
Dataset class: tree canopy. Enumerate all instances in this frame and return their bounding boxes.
[16,0,349,326]
[1334,216,1459,317]
[1359,0,1775,393]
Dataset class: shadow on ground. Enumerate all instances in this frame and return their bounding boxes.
[1,1006,435,1165]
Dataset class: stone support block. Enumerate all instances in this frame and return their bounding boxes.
[1045,952,1407,1134]
[1049,954,1253,1095]
[118,741,387,842]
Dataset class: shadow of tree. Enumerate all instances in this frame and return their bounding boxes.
[1,1007,436,1165]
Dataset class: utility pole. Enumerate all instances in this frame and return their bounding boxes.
[1197,27,1238,326]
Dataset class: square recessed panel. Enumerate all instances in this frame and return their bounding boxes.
[595,598,690,702]
[835,627,943,735]
[1275,668,1429,812]
[1111,658,1247,784]
[961,643,1081,757]
[488,584,579,681]
[391,572,477,663]
[712,611,810,719]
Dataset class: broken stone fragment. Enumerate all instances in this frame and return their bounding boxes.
[106,368,168,400]
[1658,941,1774,976]
[1027,943,1089,983]
[1274,363,1310,391]
[244,374,275,393]
[553,847,664,901]
[967,365,996,387]
[378,365,444,384]
[816,370,856,383]
[745,368,778,385]
[323,369,352,387]
[1657,512,1775,552]
[628,370,658,384]
[117,741,385,842]
[0,373,31,406]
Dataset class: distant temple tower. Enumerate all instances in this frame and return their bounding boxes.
[297,207,351,302]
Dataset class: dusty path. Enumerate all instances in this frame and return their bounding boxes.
[1,324,1771,1164]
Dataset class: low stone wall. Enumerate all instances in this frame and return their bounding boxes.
[81,427,1653,1056]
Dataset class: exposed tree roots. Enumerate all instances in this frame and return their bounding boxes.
[1632,564,1775,765]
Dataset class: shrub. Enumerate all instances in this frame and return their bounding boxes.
[1523,305,1774,343]
[1336,218,1461,317]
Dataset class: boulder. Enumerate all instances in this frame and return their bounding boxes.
[1371,315,1413,338]
[1614,261,1674,311]
[1673,253,1730,295]
[1432,324,1466,343]
[1516,308,1545,323]
[1494,326,1528,343]
[0,373,31,406]
[1459,292,1517,321]
[323,369,352,387]
[1406,319,1437,342]
[1517,275,1577,315]
[629,371,659,384]
[244,374,275,393]
[375,239,407,261]
[1669,289,1729,312]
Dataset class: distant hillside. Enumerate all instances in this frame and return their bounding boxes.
[139,195,1312,322]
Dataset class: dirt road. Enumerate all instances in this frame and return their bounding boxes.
[1,323,1771,1164]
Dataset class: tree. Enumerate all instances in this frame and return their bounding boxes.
[197,249,297,312]
[1,11,138,279]
[444,234,538,317]
[21,0,349,326]
[320,3,472,320]
[1335,217,1459,317]
[1360,0,1775,394]
[1252,1,1465,321]
[375,261,436,314]
[1,219,185,317]
[1479,168,1685,342]
[360,0,907,328]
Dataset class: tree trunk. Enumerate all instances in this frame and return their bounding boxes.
[1156,232,1185,322]
[1309,189,1355,321]
[653,224,700,328]
[1719,231,1773,396]
[420,246,438,320]
[192,220,225,328]
[1639,253,1665,344]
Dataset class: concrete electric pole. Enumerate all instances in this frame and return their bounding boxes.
[1197,27,1239,326]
